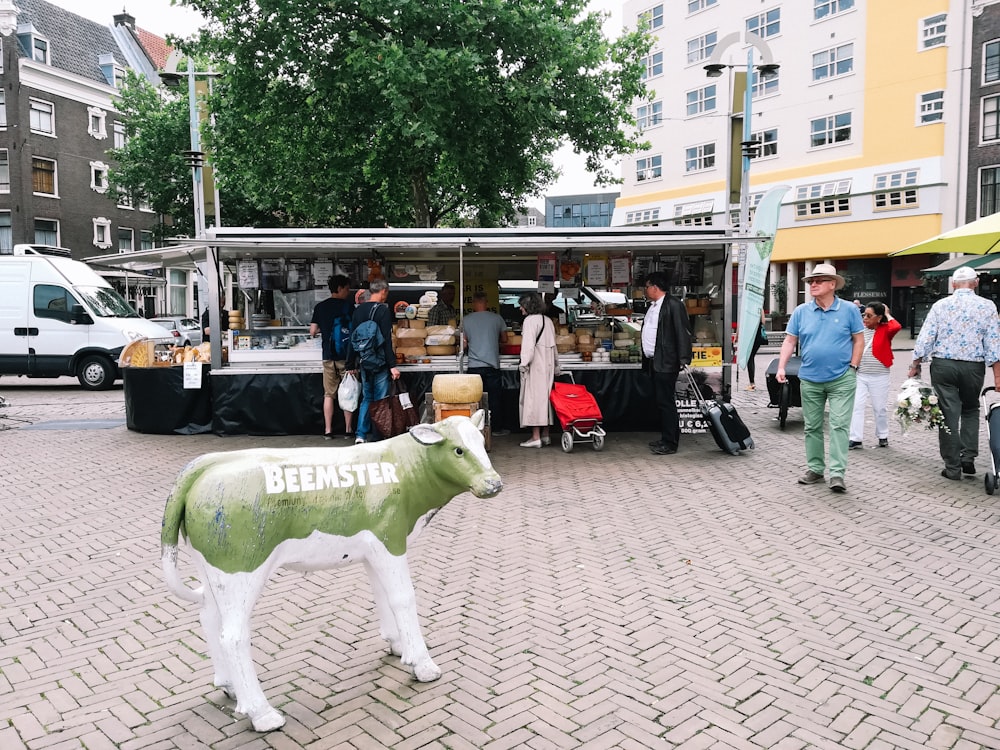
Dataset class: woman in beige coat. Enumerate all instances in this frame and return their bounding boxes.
[518,292,561,448]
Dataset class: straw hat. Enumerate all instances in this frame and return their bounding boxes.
[801,263,846,291]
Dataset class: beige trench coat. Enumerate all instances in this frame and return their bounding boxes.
[518,314,561,427]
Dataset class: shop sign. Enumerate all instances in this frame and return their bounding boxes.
[692,346,723,367]
[676,401,709,434]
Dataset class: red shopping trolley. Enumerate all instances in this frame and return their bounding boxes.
[550,375,606,453]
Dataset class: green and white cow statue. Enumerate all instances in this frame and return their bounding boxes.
[161,412,502,732]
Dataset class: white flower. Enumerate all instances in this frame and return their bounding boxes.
[928,395,938,405]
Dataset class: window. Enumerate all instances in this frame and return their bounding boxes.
[810,112,852,148]
[921,14,946,49]
[33,284,80,322]
[0,149,8,192]
[814,0,854,21]
[93,218,112,249]
[29,99,54,135]
[795,180,852,219]
[118,191,134,209]
[685,142,716,172]
[812,43,854,81]
[0,89,5,128]
[747,8,780,38]
[688,0,717,12]
[751,68,779,98]
[32,157,57,195]
[636,100,663,130]
[984,95,1000,142]
[687,32,717,64]
[873,170,918,211]
[636,155,662,181]
[87,107,107,139]
[34,219,58,245]
[918,91,944,124]
[751,128,778,159]
[526,215,536,227]
[118,227,134,253]
[981,167,1000,217]
[32,36,49,64]
[90,161,109,193]
[638,4,664,30]
[0,212,10,252]
[113,121,126,149]
[626,208,660,224]
[685,85,717,116]
[985,41,1000,84]
[673,200,714,227]
[113,66,127,89]
[642,51,663,80]
[138,197,153,213]
[140,230,154,251]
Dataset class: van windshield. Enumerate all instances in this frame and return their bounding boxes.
[75,286,140,318]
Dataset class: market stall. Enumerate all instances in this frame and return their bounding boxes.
[88,226,739,436]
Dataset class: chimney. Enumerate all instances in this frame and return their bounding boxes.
[113,9,135,30]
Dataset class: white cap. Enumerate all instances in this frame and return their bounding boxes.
[952,266,978,282]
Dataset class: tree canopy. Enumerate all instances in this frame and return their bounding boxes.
[162,0,651,227]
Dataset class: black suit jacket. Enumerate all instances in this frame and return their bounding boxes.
[645,295,692,374]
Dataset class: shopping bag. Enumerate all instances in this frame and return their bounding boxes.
[337,372,360,412]
[370,380,419,438]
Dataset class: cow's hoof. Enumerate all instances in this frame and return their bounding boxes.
[413,660,442,683]
[249,707,285,732]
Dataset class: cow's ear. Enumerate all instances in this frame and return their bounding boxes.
[470,409,485,429]
[410,423,445,445]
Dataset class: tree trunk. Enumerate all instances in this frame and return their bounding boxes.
[410,173,432,228]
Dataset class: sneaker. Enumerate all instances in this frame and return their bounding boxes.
[962,461,976,475]
[798,469,825,485]
[848,441,863,450]
[492,428,510,437]
[878,438,889,448]
[829,476,846,493]
[355,437,366,444]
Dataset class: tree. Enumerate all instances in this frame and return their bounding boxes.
[179,0,651,228]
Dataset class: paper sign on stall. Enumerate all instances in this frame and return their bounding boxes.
[537,253,557,294]
[183,362,203,390]
[585,257,608,286]
[610,255,631,287]
[237,260,260,289]
[313,259,333,287]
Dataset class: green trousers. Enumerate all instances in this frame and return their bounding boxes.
[799,369,857,479]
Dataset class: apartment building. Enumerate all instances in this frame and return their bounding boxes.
[617,0,965,325]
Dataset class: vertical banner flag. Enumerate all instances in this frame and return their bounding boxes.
[737,185,790,370]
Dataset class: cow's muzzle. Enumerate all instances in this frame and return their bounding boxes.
[473,476,503,498]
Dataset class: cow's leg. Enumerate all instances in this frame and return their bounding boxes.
[363,559,402,656]
[199,582,236,699]
[202,566,285,732]
[366,549,440,682]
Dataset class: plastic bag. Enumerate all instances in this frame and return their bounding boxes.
[337,372,360,412]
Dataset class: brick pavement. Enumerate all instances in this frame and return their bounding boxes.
[1,350,1000,749]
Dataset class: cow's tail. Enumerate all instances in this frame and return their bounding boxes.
[161,464,205,605]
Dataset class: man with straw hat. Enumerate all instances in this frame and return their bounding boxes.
[776,263,864,493]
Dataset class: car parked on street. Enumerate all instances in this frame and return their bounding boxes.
[149,316,203,346]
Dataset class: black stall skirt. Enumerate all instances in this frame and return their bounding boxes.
[123,365,212,435]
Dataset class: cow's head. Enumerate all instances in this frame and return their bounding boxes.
[409,410,502,498]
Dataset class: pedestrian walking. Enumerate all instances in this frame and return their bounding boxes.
[776,263,864,492]
[909,266,1000,480]
[849,302,901,450]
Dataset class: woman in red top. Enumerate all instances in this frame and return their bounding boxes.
[849,301,902,449]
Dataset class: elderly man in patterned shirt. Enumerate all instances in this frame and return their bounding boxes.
[910,266,1000,481]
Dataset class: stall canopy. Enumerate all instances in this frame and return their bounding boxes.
[920,255,995,277]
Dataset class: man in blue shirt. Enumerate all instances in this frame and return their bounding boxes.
[776,263,864,493]
[909,266,1000,480]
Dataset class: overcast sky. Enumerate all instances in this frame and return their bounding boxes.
[49,0,623,210]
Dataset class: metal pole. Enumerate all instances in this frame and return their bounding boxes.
[188,58,206,240]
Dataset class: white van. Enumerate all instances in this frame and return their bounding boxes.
[0,245,170,389]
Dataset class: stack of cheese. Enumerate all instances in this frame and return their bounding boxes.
[613,329,635,349]
[228,310,245,330]
[575,331,596,353]
[555,325,577,354]
[424,325,458,355]
[394,319,428,359]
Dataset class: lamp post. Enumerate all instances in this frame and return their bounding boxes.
[704,32,779,379]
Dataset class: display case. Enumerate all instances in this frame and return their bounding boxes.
[226,327,320,363]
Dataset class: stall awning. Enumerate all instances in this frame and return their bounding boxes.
[920,255,995,276]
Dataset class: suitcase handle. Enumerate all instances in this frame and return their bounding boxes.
[682,364,711,409]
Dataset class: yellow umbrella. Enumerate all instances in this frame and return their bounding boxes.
[890,212,1000,255]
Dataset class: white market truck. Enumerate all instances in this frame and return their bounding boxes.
[0,245,170,389]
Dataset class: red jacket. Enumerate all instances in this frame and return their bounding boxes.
[872,318,902,367]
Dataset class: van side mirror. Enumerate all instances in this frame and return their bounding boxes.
[71,304,93,325]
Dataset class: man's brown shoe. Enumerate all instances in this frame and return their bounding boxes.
[798,470,825,485]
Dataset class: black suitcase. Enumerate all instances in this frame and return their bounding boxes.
[683,366,754,455]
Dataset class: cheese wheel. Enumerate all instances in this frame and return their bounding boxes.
[426,345,458,356]
[432,373,483,403]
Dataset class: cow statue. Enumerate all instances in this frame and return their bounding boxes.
[161,411,502,732]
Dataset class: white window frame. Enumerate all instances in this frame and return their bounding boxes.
[980,165,1000,217]
[746,8,780,39]
[751,68,779,99]
[917,90,944,125]
[795,179,852,219]
[626,208,661,225]
[687,0,717,13]
[983,94,1000,143]
[812,43,854,82]
[31,35,49,64]
[138,197,154,213]
[118,191,134,210]
[34,218,59,245]
[685,85,717,117]
[638,4,664,31]
[0,89,6,128]
[118,227,135,254]
[0,211,11,253]
[90,161,109,193]
[686,32,717,64]
[0,148,8,193]
[32,156,58,197]
[87,107,107,139]
[985,40,1000,85]
[636,155,662,182]
[809,112,852,149]
[29,98,55,136]
[813,0,854,21]
[920,14,947,50]
[636,100,663,131]
[140,229,154,251]
[93,217,113,249]
[642,51,663,81]
[526,215,536,227]
[684,142,716,173]
[113,121,126,149]
[674,199,714,226]
[751,128,778,159]
[873,170,919,211]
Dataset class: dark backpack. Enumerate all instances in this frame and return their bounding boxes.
[329,300,352,359]
[350,304,386,371]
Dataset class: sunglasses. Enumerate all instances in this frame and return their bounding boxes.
[862,312,877,318]
[807,278,834,285]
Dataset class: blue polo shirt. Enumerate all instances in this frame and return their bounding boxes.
[786,296,864,383]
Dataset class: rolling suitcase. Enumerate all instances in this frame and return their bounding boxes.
[683,365,754,455]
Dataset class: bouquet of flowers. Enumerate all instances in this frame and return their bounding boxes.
[895,378,949,433]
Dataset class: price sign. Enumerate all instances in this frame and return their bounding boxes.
[237,260,259,289]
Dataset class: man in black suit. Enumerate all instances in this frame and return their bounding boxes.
[640,271,692,455]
